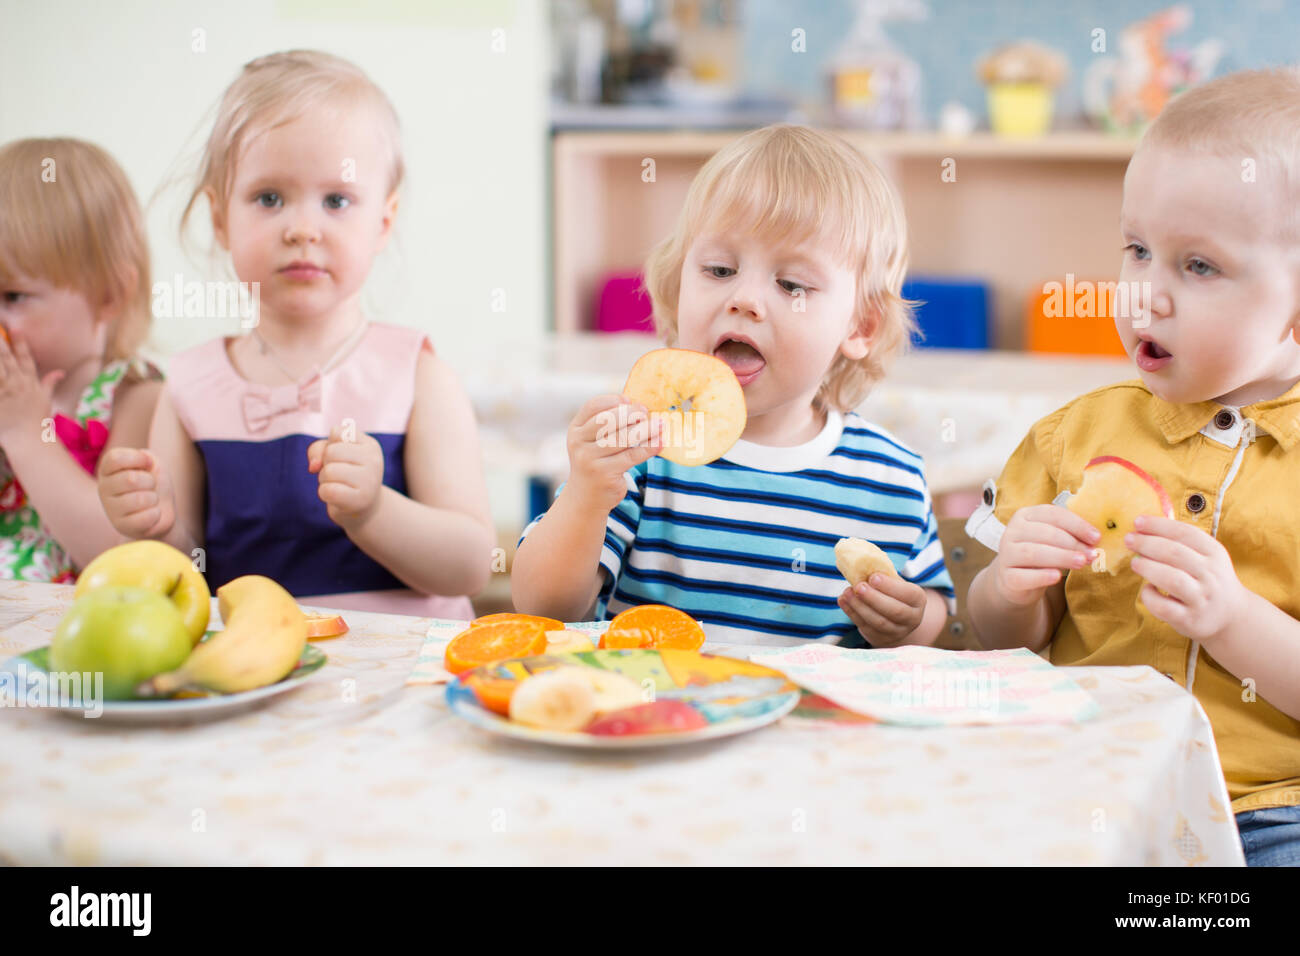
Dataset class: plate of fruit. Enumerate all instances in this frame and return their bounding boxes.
[0,541,328,722]
[446,648,802,749]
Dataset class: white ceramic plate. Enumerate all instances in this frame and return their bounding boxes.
[0,643,326,723]
[446,649,802,749]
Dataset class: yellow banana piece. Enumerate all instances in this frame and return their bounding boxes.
[140,575,307,696]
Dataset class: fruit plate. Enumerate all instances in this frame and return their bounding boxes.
[445,648,801,749]
[0,643,327,723]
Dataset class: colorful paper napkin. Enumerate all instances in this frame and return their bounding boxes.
[748,645,1099,727]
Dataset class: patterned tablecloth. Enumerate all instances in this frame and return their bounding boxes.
[0,581,1243,866]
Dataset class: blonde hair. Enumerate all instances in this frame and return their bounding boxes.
[643,125,917,414]
[1140,67,1300,236]
[0,137,152,371]
[181,49,404,239]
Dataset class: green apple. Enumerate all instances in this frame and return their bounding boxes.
[50,587,194,699]
[76,541,210,644]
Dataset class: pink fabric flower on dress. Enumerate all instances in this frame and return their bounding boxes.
[53,414,110,476]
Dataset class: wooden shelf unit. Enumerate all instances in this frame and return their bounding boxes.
[552,129,1140,346]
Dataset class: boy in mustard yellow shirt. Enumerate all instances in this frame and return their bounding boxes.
[966,68,1300,866]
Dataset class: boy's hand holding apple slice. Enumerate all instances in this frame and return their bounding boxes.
[1123,514,1249,646]
[565,393,665,514]
[993,502,1103,608]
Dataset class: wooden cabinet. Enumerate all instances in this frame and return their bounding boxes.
[552,129,1139,347]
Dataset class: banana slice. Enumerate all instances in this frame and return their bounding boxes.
[508,668,597,731]
[572,668,645,714]
[545,629,597,654]
[834,537,899,586]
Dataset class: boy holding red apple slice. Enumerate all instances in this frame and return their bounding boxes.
[513,125,956,647]
[966,69,1300,866]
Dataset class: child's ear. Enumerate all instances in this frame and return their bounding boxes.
[206,187,229,250]
[840,308,877,361]
[376,189,399,251]
[96,265,138,327]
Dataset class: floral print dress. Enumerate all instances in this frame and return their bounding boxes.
[0,360,141,582]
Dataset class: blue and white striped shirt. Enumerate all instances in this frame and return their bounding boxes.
[520,409,956,646]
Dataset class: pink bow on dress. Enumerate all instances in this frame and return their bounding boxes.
[53,414,109,476]
[241,371,323,433]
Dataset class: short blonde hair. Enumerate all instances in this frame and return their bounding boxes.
[0,137,152,370]
[1140,67,1300,237]
[181,49,404,239]
[643,124,917,414]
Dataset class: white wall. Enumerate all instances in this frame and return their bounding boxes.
[0,0,549,364]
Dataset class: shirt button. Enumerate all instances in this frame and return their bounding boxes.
[982,487,994,506]
[1214,409,1236,430]
[1186,493,1206,514]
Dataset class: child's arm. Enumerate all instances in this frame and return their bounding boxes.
[512,394,662,622]
[310,346,494,597]
[1204,592,1300,721]
[0,368,162,571]
[98,389,206,555]
[967,503,1100,652]
[1128,515,1300,721]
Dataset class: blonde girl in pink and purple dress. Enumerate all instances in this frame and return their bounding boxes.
[98,51,493,617]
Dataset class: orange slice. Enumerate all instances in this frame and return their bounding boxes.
[472,612,564,631]
[445,620,548,676]
[599,605,705,651]
[464,674,518,716]
[303,612,349,640]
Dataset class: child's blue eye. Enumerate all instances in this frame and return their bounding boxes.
[1124,242,1149,261]
[1187,257,1218,277]
[778,279,809,295]
[325,194,350,211]
[256,192,281,208]
[2,291,28,305]
[705,265,735,279]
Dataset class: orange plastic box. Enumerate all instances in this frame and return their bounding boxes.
[1026,277,1130,356]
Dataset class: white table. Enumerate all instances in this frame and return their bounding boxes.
[0,581,1242,865]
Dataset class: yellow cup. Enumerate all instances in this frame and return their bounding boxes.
[987,81,1054,137]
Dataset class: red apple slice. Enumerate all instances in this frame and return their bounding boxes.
[1066,456,1173,575]
[622,348,747,466]
[585,700,708,736]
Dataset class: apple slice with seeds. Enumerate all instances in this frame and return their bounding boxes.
[1066,456,1174,575]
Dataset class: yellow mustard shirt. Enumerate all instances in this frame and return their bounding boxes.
[965,377,1300,812]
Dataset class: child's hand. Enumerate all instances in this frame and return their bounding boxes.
[306,426,384,528]
[564,394,663,514]
[98,448,176,539]
[1126,515,1247,646]
[993,504,1101,606]
[838,574,928,647]
[0,331,65,442]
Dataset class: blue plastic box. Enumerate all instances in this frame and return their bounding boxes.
[901,277,990,350]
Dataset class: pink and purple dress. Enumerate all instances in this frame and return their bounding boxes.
[167,322,474,619]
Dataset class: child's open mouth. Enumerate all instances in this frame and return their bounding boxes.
[1136,338,1173,372]
[713,338,765,386]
